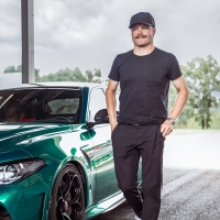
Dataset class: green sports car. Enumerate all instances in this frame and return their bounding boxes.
[0,82,143,220]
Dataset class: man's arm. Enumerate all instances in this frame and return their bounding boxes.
[106,79,119,132]
[161,75,189,137]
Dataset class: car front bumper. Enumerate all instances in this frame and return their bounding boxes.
[0,172,50,220]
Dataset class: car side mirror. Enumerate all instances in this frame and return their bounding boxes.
[94,109,109,123]
[87,109,119,129]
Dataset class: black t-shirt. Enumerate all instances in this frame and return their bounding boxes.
[108,47,182,125]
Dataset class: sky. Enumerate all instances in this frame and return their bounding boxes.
[0,0,220,82]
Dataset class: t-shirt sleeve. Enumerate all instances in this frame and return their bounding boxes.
[108,56,120,81]
[167,54,182,80]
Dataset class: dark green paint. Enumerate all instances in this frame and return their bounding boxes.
[0,122,123,220]
[0,85,142,220]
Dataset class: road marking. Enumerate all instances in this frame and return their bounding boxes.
[162,170,204,196]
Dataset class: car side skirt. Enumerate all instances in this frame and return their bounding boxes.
[84,192,125,219]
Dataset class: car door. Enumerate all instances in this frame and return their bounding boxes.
[88,87,120,204]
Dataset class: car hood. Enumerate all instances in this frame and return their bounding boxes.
[0,123,82,152]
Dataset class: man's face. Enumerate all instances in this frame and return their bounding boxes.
[131,24,156,47]
[5,107,23,122]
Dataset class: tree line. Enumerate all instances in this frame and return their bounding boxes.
[4,65,102,84]
[3,55,220,129]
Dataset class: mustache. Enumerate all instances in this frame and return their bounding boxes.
[134,35,147,39]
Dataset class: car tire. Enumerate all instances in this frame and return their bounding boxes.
[0,207,12,220]
[49,164,85,220]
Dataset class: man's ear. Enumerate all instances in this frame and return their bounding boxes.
[153,28,156,35]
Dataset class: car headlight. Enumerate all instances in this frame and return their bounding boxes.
[0,159,45,185]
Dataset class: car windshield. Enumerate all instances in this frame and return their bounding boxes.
[0,88,81,123]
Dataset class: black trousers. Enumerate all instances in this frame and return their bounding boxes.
[112,123,165,220]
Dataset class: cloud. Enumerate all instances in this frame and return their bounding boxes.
[0,0,220,79]
[0,1,21,49]
[34,0,113,49]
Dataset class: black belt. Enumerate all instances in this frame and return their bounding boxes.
[119,122,148,126]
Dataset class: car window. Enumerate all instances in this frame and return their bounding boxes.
[89,88,106,122]
[116,93,119,112]
[0,88,81,123]
[48,98,79,114]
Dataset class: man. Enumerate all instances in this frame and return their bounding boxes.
[106,12,189,220]
[5,100,25,122]
[5,100,35,122]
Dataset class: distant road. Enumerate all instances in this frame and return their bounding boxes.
[94,130,220,220]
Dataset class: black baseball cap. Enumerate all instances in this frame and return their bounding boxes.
[129,12,155,28]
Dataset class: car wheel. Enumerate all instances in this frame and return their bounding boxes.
[49,164,85,220]
[0,206,12,220]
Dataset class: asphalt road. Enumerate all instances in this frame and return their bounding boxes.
[93,130,220,220]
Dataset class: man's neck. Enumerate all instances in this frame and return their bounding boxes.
[133,44,155,56]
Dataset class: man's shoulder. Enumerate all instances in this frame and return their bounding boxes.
[155,47,175,57]
[115,50,132,61]
[156,48,177,64]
